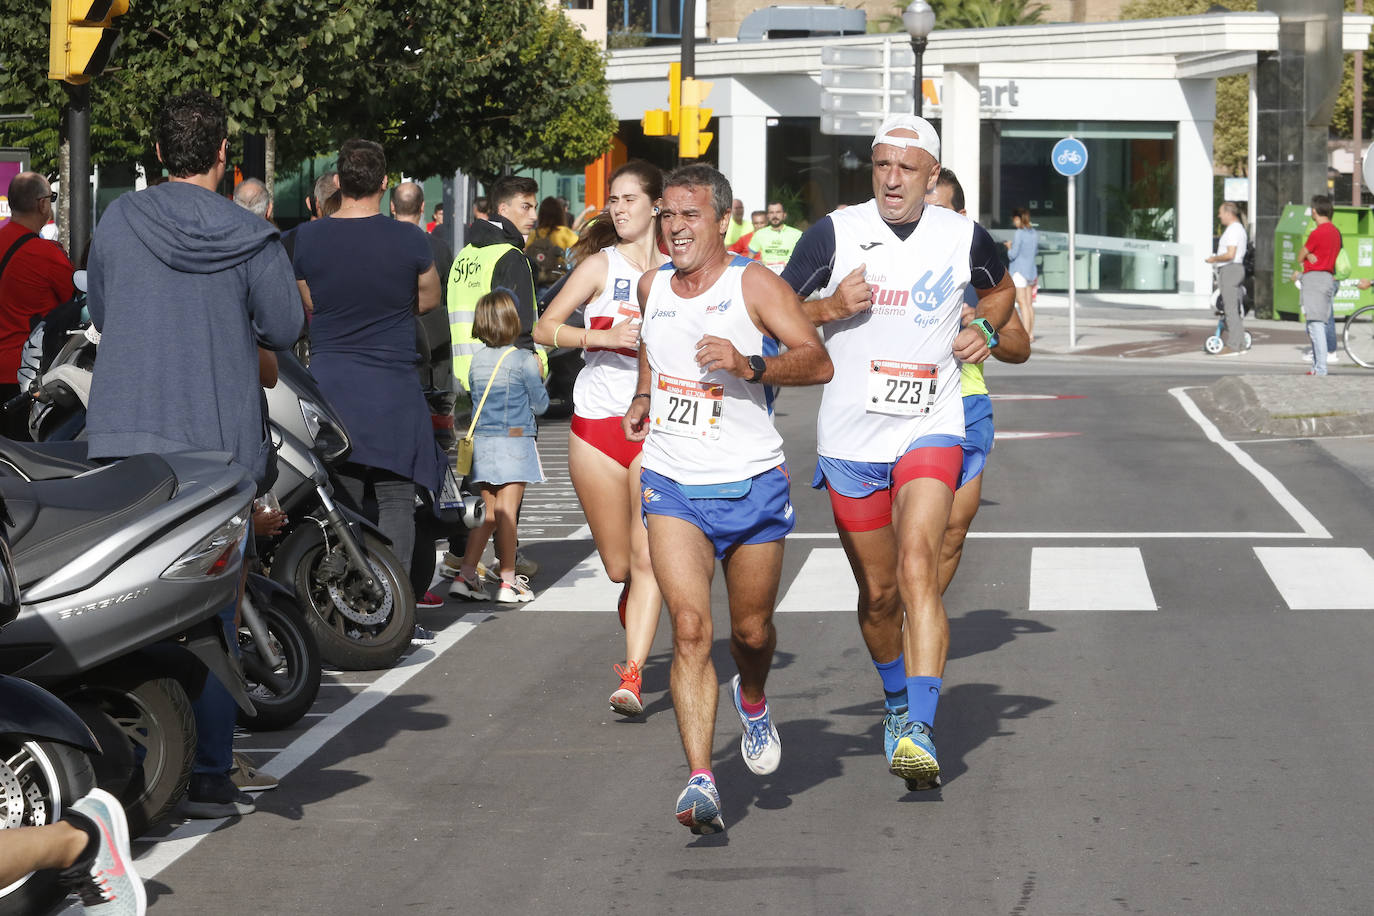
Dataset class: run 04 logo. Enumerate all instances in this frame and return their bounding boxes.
[865,266,960,325]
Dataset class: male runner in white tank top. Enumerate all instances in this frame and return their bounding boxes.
[782,115,1016,792]
[622,164,832,835]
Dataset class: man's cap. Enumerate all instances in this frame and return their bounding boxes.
[871,114,940,162]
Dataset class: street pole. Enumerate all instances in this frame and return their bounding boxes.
[680,0,696,167]
[1356,0,1364,206]
[912,37,927,118]
[64,83,91,267]
[1068,172,1077,349]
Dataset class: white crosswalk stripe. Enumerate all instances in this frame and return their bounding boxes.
[775,547,856,613]
[1028,547,1157,611]
[1253,547,1374,610]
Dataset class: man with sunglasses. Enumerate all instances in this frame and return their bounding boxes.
[0,172,73,438]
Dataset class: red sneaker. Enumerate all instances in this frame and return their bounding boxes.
[609,661,643,717]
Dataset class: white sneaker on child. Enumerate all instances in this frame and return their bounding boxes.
[496,575,535,603]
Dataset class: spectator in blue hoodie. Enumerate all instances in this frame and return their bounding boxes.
[85,89,303,820]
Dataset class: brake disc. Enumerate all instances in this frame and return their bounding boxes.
[326,557,394,627]
[0,759,28,829]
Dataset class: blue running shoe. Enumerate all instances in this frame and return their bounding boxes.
[675,775,725,835]
[890,719,941,791]
[882,705,909,766]
[730,674,781,775]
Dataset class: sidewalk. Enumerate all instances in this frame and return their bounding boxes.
[1023,298,1374,437]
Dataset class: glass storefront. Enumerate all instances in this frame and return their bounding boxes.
[763,117,1182,293]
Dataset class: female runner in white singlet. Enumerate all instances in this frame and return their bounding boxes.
[533,161,669,717]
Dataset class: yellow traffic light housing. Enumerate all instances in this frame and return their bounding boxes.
[49,0,129,84]
[678,77,714,159]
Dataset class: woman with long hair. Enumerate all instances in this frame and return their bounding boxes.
[1004,206,1039,341]
[533,160,668,717]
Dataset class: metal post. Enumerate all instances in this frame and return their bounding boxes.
[679,0,696,166]
[1068,173,1077,349]
[64,83,91,268]
[1356,0,1364,206]
[912,37,927,118]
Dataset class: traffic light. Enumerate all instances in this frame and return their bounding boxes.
[642,63,681,138]
[49,0,129,84]
[678,77,713,159]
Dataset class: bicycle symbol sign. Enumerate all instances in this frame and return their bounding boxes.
[1052,137,1088,177]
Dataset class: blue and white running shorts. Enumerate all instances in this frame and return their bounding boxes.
[640,465,795,559]
[958,394,994,488]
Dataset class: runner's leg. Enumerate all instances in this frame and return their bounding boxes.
[837,525,903,667]
[569,431,632,583]
[721,539,784,705]
[647,514,719,771]
[623,453,662,666]
[891,477,955,681]
[938,473,983,594]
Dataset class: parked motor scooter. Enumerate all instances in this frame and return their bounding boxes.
[0,449,259,837]
[0,500,104,916]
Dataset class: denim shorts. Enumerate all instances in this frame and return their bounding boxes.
[640,465,795,559]
[472,435,544,486]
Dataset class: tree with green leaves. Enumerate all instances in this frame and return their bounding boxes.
[871,0,1048,33]
[0,0,614,187]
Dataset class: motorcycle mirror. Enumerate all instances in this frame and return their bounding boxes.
[72,269,88,293]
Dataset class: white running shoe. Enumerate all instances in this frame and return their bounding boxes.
[496,575,535,603]
[448,573,490,601]
[729,674,781,775]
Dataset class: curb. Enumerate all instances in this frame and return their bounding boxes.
[1206,375,1374,437]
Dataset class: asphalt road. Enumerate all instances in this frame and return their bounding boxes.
[130,357,1374,915]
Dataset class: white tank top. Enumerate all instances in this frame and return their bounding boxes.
[817,200,972,461]
[573,246,643,419]
[639,256,785,484]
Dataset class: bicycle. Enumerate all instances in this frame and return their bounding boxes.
[1343,303,1374,368]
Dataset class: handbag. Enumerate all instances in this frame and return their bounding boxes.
[455,346,516,476]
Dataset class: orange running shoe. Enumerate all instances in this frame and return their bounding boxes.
[609,661,643,717]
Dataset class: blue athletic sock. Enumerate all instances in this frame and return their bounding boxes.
[875,656,907,710]
[906,676,943,729]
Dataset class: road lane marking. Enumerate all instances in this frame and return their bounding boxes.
[128,612,492,882]
[783,531,1327,540]
[1254,547,1374,609]
[1028,547,1157,611]
[1169,387,1330,539]
[520,554,623,611]
[775,547,856,613]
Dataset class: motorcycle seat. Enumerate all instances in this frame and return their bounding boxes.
[0,453,178,587]
[0,437,96,481]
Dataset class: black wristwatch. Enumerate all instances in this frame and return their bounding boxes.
[746,354,766,383]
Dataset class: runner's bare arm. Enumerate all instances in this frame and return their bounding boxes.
[416,264,440,314]
[953,272,1015,363]
[623,344,653,442]
[991,306,1030,364]
[532,251,608,347]
[801,264,871,326]
[696,265,833,386]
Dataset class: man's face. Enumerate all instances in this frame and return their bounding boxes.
[766,203,785,228]
[731,199,744,222]
[660,184,728,274]
[435,208,444,225]
[1217,206,1232,226]
[498,193,537,236]
[872,135,940,225]
[751,212,767,230]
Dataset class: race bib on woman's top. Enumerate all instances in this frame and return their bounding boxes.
[866,360,937,416]
[651,373,724,439]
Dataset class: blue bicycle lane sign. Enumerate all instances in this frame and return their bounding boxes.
[1052,137,1088,177]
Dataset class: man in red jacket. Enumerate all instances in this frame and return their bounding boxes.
[0,172,74,436]
[1290,195,1341,376]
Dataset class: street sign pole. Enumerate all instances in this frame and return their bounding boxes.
[65,82,91,267]
[1067,172,1076,349]
[1051,136,1088,351]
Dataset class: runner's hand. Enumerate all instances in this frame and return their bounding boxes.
[603,318,641,351]
[695,335,747,376]
[953,325,992,364]
[831,265,872,318]
[623,398,650,442]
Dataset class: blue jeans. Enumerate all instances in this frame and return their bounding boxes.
[1306,321,1329,375]
[1327,312,1338,353]
[191,603,239,776]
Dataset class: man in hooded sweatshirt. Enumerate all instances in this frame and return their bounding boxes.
[85,89,304,818]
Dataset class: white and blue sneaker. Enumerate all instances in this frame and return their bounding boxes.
[890,718,941,791]
[59,787,148,915]
[730,674,781,775]
[675,774,725,835]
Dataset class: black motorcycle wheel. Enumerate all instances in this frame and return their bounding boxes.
[238,593,322,730]
[0,740,97,916]
[71,672,196,838]
[273,529,415,671]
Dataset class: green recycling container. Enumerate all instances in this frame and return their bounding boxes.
[1273,203,1374,320]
